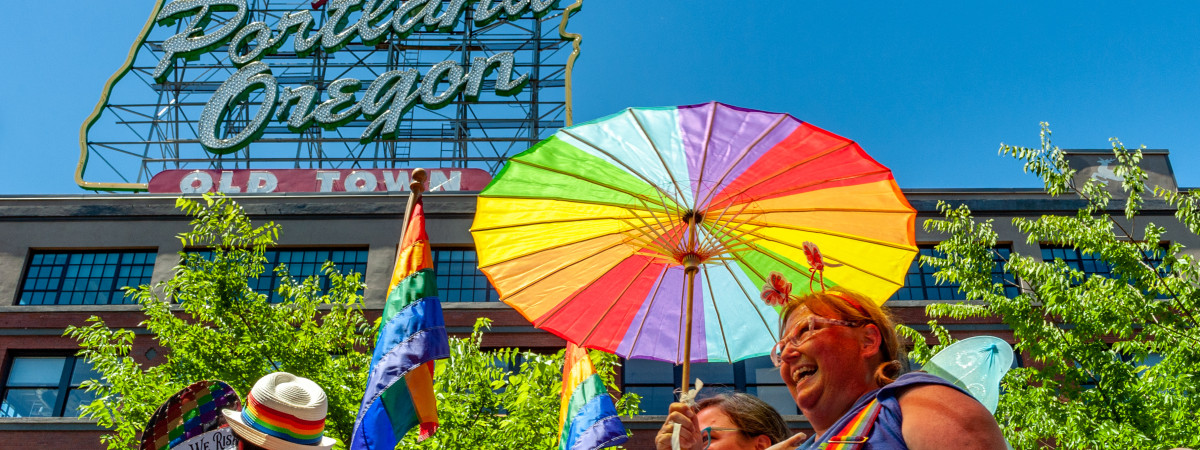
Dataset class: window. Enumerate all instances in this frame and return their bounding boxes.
[621,356,794,415]
[1041,246,1113,277]
[186,248,367,303]
[890,246,1019,301]
[434,249,499,302]
[0,355,99,418]
[1040,245,1165,279]
[18,250,157,305]
[252,249,368,303]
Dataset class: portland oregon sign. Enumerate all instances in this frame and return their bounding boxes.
[77,0,580,192]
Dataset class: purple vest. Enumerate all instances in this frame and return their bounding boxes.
[797,372,972,449]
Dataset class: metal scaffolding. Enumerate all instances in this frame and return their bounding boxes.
[79,0,570,190]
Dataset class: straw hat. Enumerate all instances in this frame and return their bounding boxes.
[221,372,337,450]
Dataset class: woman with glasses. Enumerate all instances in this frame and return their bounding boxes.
[773,287,1006,449]
[654,392,797,450]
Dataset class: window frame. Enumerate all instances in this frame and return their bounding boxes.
[1038,242,1167,280]
[183,246,368,303]
[0,353,97,419]
[620,356,794,415]
[253,247,369,303]
[890,244,1019,301]
[432,248,500,302]
[15,249,158,306]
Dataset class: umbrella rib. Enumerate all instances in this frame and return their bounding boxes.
[493,218,682,301]
[620,221,683,259]
[716,217,917,252]
[723,168,896,206]
[677,268,689,363]
[477,230,633,271]
[623,201,685,256]
[817,253,905,287]
[694,103,719,210]
[625,268,672,361]
[699,194,761,253]
[505,157,686,216]
[707,141,853,208]
[694,113,789,210]
[710,227,819,285]
[577,257,659,347]
[710,256,779,347]
[557,128,680,203]
[478,193,676,217]
[627,109,689,203]
[699,264,733,362]
[733,231,907,287]
[470,212,658,233]
[745,206,917,214]
[523,240,640,323]
[700,226,764,261]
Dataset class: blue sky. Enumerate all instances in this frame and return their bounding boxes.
[2,1,1199,194]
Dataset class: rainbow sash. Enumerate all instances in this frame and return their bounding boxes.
[820,398,881,449]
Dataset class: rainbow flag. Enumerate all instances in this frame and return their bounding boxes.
[351,198,450,449]
[558,343,628,450]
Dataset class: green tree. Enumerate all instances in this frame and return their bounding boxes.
[899,125,1200,449]
[398,318,641,449]
[67,194,373,449]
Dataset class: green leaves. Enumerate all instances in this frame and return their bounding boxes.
[69,194,371,450]
[398,318,640,449]
[913,126,1200,449]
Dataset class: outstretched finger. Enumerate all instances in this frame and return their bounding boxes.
[766,431,808,450]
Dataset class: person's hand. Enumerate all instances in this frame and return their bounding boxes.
[765,431,808,450]
[655,402,701,450]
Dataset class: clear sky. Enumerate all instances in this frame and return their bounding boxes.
[2,1,1199,194]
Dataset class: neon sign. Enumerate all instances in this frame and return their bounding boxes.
[154,0,556,154]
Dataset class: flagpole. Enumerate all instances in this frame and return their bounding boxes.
[400,168,428,239]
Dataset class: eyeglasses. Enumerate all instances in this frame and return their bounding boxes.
[769,315,863,366]
[701,426,743,449]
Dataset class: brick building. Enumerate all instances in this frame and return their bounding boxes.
[1,150,1192,449]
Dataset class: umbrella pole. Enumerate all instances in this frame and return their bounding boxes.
[680,211,701,398]
[681,259,698,397]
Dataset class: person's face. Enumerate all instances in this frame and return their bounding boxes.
[695,407,768,450]
[776,305,877,424]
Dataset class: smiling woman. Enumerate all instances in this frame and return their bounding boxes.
[774,288,1008,450]
[655,392,795,450]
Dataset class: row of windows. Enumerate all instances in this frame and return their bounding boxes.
[622,356,795,415]
[889,246,1021,301]
[20,252,156,306]
[6,352,1169,419]
[0,352,1020,417]
[889,244,1164,301]
[15,248,501,305]
[15,244,1152,306]
[0,353,790,417]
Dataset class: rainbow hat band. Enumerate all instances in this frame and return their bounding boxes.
[242,392,327,444]
[222,372,337,450]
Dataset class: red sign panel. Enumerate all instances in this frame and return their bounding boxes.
[148,168,492,194]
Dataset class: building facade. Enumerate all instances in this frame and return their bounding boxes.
[2,151,1193,449]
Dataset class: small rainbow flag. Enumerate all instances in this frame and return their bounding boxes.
[351,197,450,449]
[558,343,628,450]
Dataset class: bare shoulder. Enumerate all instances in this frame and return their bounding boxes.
[896,384,1007,450]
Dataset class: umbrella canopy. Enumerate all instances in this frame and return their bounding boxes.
[471,102,917,365]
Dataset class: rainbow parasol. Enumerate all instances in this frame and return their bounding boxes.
[471,102,917,381]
